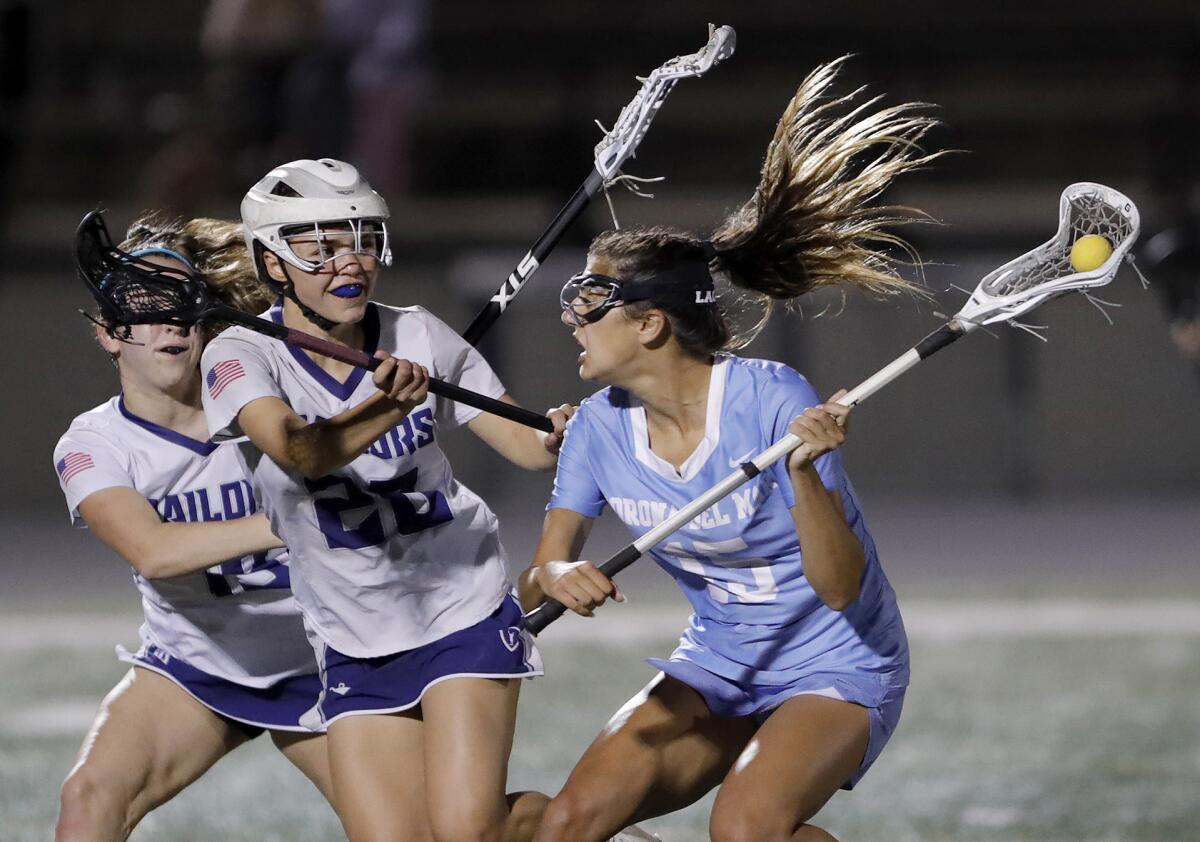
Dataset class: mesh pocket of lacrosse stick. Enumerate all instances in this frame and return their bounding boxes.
[76,210,209,331]
[956,182,1141,327]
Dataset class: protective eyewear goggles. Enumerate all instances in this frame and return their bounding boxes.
[560,273,627,326]
[278,218,390,272]
[559,265,717,328]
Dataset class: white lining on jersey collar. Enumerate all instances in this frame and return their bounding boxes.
[629,355,729,483]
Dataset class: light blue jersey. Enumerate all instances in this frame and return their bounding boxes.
[550,354,908,711]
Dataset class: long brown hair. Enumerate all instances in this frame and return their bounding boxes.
[591,56,946,354]
[118,213,273,316]
[96,214,268,366]
[184,218,274,316]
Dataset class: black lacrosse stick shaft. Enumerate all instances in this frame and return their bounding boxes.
[462,168,606,346]
[75,209,554,433]
[522,322,971,635]
[239,311,555,433]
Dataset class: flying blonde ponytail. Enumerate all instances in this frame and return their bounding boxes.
[712,55,943,305]
[590,56,947,353]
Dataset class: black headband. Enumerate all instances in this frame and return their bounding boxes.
[623,256,716,308]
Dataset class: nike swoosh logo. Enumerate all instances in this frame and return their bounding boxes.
[728,449,755,468]
[330,683,351,696]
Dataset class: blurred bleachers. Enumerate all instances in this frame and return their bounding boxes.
[5,1,1197,257]
[1,1,1198,511]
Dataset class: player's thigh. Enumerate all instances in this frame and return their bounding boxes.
[420,676,520,841]
[560,673,756,824]
[326,710,432,842]
[270,729,334,806]
[709,694,870,842]
[65,667,246,819]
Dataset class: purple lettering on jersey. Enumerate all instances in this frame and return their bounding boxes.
[221,481,248,519]
[161,494,186,523]
[368,408,437,461]
[396,417,416,455]
[158,482,259,524]
[412,408,435,448]
[197,489,221,521]
[385,425,403,456]
[368,435,394,459]
[305,466,454,549]
[205,550,291,596]
[183,490,200,522]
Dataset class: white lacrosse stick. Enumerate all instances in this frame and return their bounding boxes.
[525,181,1141,634]
[463,25,736,344]
[594,23,737,180]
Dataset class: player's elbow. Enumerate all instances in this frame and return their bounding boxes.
[131,521,212,579]
[820,581,861,612]
[283,435,335,480]
[124,545,178,580]
[263,419,339,480]
[500,432,558,472]
[520,450,559,473]
[813,563,864,611]
[293,460,333,481]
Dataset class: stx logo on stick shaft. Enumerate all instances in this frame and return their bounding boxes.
[491,252,540,311]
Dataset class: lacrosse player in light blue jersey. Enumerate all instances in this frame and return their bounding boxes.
[520,59,945,842]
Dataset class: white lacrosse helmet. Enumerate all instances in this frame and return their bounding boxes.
[241,158,393,273]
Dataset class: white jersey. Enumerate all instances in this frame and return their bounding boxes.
[201,302,512,658]
[53,397,317,687]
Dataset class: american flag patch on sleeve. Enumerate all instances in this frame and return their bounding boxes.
[56,452,95,484]
[206,360,246,399]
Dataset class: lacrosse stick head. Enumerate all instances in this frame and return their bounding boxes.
[75,210,211,332]
[955,182,1140,327]
[663,23,736,79]
[593,25,736,179]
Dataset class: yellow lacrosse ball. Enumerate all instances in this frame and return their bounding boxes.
[1070,234,1113,272]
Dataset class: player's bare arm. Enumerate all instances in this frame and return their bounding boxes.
[518,507,623,616]
[786,392,865,611]
[234,357,428,479]
[468,399,575,471]
[78,487,283,579]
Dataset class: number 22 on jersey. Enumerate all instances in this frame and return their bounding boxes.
[305,468,454,550]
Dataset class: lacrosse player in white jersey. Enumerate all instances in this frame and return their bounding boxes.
[53,215,334,842]
[202,158,572,842]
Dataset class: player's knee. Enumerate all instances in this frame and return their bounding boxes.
[57,769,128,840]
[535,789,602,841]
[709,803,796,842]
[58,770,104,823]
[506,791,550,841]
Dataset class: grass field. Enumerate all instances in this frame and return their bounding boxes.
[4,499,1197,841]
[3,597,1199,841]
